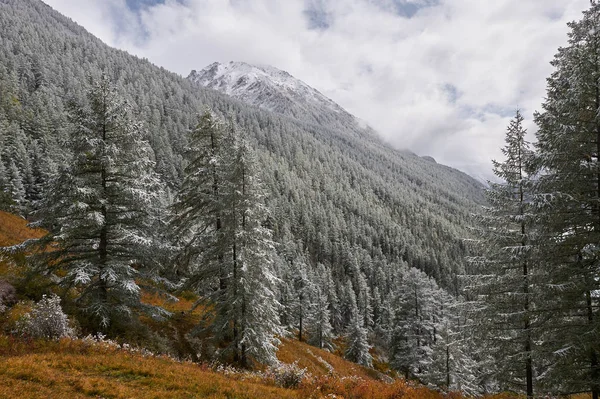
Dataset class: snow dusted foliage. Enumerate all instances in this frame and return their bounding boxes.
[171,110,226,291]
[173,114,281,366]
[425,291,479,395]
[345,296,372,368]
[390,268,436,379]
[532,4,600,397]
[32,76,166,330]
[465,110,540,397]
[307,273,335,351]
[220,125,282,366]
[15,294,74,339]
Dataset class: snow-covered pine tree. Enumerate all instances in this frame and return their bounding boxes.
[0,153,12,211]
[7,159,26,214]
[307,283,334,351]
[390,267,436,380]
[306,263,335,350]
[345,288,372,367]
[290,251,316,342]
[426,290,479,394]
[466,110,538,397]
[171,109,226,294]
[32,75,165,330]
[532,4,600,397]
[219,124,282,366]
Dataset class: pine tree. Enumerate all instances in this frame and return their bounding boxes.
[532,4,600,397]
[345,289,372,367]
[32,76,165,330]
[427,291,479,394]
[219,125,282,366]
[171,109,226,293]
[307,283,334,351]
[467,110,538,397]
[390,268,436,380]
[7,159,26,214]
[307,263,335,350]
[0,153,12,211]
[290,252,316,343]
[173,115,281,366]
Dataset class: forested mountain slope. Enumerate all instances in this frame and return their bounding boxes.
[0,0,494,390]
[0,0,483,291]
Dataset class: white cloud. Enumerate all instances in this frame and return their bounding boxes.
[43,0,590,180]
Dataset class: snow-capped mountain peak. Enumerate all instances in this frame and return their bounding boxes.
[188,61,356,129]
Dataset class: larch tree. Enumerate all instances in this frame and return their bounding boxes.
[171,109,226,294]
[219,124,282,366]
[390,268,439,380]
[7,159,26,214]
[467,110,538,397]
[533,4,600,397]
[32,75,165,330]
[173,114,281,366]
[307,283,334,351]
[345,285,372,367]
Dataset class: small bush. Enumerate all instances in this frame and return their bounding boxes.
[15,294,74,339]
[267,361,307,389]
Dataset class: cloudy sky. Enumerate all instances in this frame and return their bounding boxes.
[43,0,590,180]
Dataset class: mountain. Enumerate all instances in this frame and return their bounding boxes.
[189,61,364,132]
[0,0,485,291]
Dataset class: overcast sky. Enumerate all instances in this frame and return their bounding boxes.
[43,0,590,180]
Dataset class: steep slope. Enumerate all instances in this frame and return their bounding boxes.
[189,61,360,132]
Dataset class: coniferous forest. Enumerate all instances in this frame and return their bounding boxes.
[0,0,599,398]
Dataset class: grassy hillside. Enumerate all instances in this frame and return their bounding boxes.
[0,334,461,399]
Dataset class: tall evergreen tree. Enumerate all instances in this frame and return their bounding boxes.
[7,159,26,214]
[171,110,225,292]
[467,110,538,397]
[533,4,600,397]
[390,268,436,380]
[218,125,282,366]
[345,286,372,367]
[32,76,165,330]
[173,115,281,366]
[307,283,334,351]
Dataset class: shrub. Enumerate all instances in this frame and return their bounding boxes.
[15,294,74,339]
[267,361,308,389]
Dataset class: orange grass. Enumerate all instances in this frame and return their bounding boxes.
[278,338,385,381]
[0,335,298,399]
[0,211,46,279]
[0,211,45,247]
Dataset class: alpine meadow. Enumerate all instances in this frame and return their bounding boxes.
[0,0,598,398]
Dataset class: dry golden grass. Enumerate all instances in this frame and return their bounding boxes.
[0,335,299,399]
[0,211,46,279]
[0,211,45,247]
[278,338,384,381]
